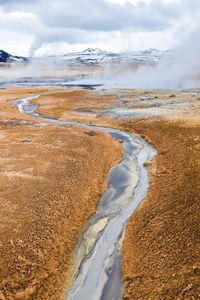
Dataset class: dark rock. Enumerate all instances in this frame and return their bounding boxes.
[193,267,198,274]
[84,131,97,136]
[22,137,31,143]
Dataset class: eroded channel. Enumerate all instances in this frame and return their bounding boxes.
[12,91,157,300]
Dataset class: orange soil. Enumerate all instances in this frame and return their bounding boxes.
[120,118,200,299]
[31,90,114,125]
[0,112,122,298]
[31,89,200,299]
[0,88,59,121]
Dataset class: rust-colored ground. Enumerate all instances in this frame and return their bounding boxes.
[32,89,200,299]
[31,90,114,125]
[0,91,122,299]
[0,88,56,120]
[120,118,200,299]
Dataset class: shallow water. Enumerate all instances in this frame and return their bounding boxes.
[12,91,157,300]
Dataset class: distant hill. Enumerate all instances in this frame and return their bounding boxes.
[0,48,168,66]
[0,50,28,63]
[41,48,168,65]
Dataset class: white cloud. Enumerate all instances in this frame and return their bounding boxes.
[0,0,190,56]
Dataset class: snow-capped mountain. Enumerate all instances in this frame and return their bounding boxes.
[45,48,113,64]
[0,48,167,67]
[0,50,28,63]
[44,48,167,65]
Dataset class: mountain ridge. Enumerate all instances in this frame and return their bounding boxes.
[0,48,168,65]
[44,47,167,64]
[0,50,28,63]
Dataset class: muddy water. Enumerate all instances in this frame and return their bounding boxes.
[12,92,157,300]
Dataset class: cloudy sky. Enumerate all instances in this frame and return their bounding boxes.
[0,0,197,56]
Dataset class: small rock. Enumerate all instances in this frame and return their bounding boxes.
[169,94,176,98]
[84,131,97,136]
[58,140,64,144]
[22,137,31,143]
[193,267,198,274]
[193,264,199,274]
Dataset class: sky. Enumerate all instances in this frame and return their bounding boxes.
[0,0,198,57]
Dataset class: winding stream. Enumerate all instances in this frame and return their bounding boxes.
[11,90,157,300]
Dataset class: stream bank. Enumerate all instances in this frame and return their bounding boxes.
[12,92,156,299]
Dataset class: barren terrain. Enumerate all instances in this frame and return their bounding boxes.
[121,118,200,299]
[31,88,200,299]
[0,89,122,299]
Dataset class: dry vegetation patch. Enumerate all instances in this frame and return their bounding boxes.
[120,118,200,299]
[0,118,122,299]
